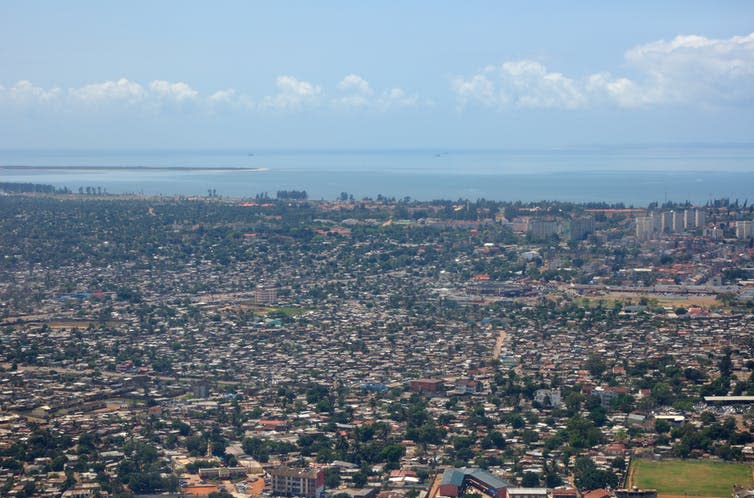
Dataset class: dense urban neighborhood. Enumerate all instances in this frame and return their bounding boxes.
[2,187,754,498]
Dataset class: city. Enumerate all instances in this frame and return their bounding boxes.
[1,190,754,497]
[3,2,754,497]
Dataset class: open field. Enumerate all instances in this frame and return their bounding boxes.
[251,305,308,317]
[599,292,719,308]
[654,295,720,308]
[657,495,718,498]
[572,293,720,310]
[628,458,753,497]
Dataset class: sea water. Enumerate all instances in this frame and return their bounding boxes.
[1,145,753,205]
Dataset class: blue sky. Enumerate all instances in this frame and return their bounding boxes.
[1,1,753,149]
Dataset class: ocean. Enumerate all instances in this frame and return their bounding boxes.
[1,145,753,206]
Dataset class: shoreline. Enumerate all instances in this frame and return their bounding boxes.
[0,165,268,172]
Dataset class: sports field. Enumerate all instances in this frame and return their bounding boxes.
[628,458,753,497]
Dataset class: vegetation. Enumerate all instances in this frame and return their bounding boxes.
[630,458,753,496]
[1,192,753,493]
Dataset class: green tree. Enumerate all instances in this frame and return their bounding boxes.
[651,382,674,406]
[352,470,368,487]
[545,471,562,487]
[521,472,540,486]
[325,467,341,488]
[654,419,671,434]
[585,354,606,377]
[209,492,235,498]
[573,457,617,490]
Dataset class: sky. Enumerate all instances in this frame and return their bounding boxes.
[1,1,754,149]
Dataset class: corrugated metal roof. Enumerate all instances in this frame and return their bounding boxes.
[440,468,465,487]
[464,467,511,490]
[440,467,511,491]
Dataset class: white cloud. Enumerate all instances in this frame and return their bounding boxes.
[335,74,420,110]
[260,76,322,111]
[209,89,236,103]
[52,78,199,106]
[499,61,584,109]
[69,78,145,103]
[377,88,419,110]
[14,80,62,102]
[4,32,754,117]
[208,89,255,111]
[623,32,754,106]
[585,72,653,108]
[337,94,371,108]
[451,74,497,109]
[453,31,754,111]
[337,74,372,95]
[1,80,62,105]
[2,72,422,115]
[149,80,198,101]
[453,61,584,110]
[335,74,372,108]
[3,78,205,111]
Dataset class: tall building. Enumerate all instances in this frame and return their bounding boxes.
[569,217,595,241]
[671,211,684,232]
[694,209,706,228]
[528,219,559,240]
[683,209,695,229]
[705,227,722,239]
[254,285,278,305]
[737,221,754,240]
[660,211,673,234]
[635,217,654,241]
[270,467,324,498]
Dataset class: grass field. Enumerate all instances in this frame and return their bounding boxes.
[629,458,753,497]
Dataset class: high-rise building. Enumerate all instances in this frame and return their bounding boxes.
[528,219,559,240]
[254,285,278,305]
[635,217,654,241]
[683,209,695,230]
[660,212,673,234]
[695,209,706,228]
[569,217,595,241]
[671,211,684,232]
[737,221,754,240]
[270,467,324,498]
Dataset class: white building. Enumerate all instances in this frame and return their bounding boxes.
[635,217,655,241]
[695,209,706,228]
[671,211,684,232]
[737,221,754,240]
[684,209,695,229]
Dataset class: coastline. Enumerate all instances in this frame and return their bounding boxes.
[0,165,268,172]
